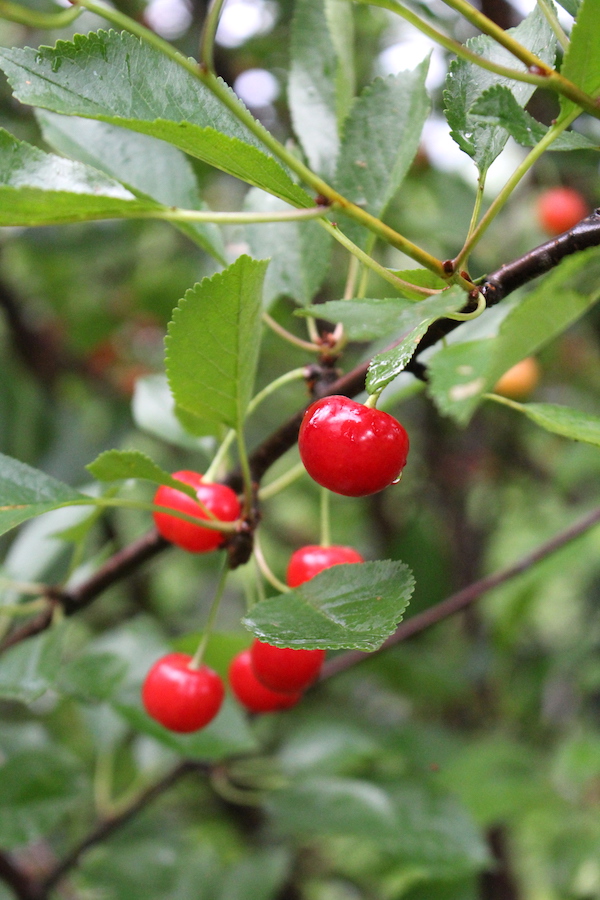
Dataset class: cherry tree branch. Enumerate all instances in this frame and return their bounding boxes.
[320,505,600,680]
[42,760,205,894]
[2,215,600,652]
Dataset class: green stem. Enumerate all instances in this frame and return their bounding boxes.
[354,0,551,86]
[0,0,81,27]
[364,392,381,409]
[258,461,307,501]
[0,577,47,595]
[483,392,525,413]
[190,558,229,668]
[537,0,569,51]
[55,496,238,532]
[206,368,308,483]
[152,206,329,225]
[262,312,320,352]
[440,0,598,115]
[199,0,227,71]
[320,487,331,548]
[236,428,254,516]
[464,172,486,259]
[0,598,49,617]
[253,534,289,594]
[74,0,446,273]
[319,220,439,294]
[454,110,580,267]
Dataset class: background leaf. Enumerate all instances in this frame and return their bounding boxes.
[0,452,86,537]
[0,31,311,206]
[166,255,268,429]
[244,189,332,306]
[242,560,414,650]
[0,128,160,225]
[37,111,226,261]
[334,63,430,248]
[489,398,600,446]
[288,0,342,180]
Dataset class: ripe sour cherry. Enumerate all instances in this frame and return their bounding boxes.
[229,650,302,713]
[286,544,364,587]
[142,652,224,732]
[299,395,409,497]
[153,470,241,553]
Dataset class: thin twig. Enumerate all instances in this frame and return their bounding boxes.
[0,851,46,900]
[320,505,600,680]
[42,761,205,893]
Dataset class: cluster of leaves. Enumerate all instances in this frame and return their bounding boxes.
[0,0,599,897]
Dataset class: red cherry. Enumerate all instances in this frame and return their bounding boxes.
[537,187,588,236]
[229,650,302,713]
[298,395,409,497]
[142,652,224,733]
[286,544,364,588]
[153,470,241,553]
[250,639,325,694]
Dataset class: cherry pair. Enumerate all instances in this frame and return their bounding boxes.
[229,640,324,713]
[141,640,325,730]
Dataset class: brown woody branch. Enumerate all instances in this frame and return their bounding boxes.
[320,505,600,680]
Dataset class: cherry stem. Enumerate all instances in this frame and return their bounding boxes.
[190,557,230,669]
[258,461,307,500]
[320,487,331,548]
[253,534,289,594]
[364,392,381,409]
[262,312,320,353]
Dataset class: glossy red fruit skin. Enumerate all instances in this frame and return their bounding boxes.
[286,544,364,588]
[537,187,588,236]
[229,650,302,713]
[142,652,224,733]
[153,470,241,553]
[298,395,409,497]
[251,639,325,694]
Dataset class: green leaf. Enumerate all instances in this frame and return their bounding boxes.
[389,782,490,878]
[444,6,555,172]
[288,0,341,179]
[0,31,311,206]
[244,189,332,306]
[390,268,448,301]
[556,0,581,14]
[0,127,160,226]
[0,748,85,849]
[86,449,198,498]
[325,0,355,126]
[470,85,599,151]
[267,776,402,843]
[132,374,220,448]
[242,560,414,651]
[58,652,128,702]
[560,0,600,118]
[0,623,72,703]
[334,62,430,248]
[166,255,268,429]
[297,289,464,344]
[116,696,257,760]
[0,451,86,537]
[366,288,468,393]
[489,397,600,446]
[427,246,600,424]
[37,111,226,262]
